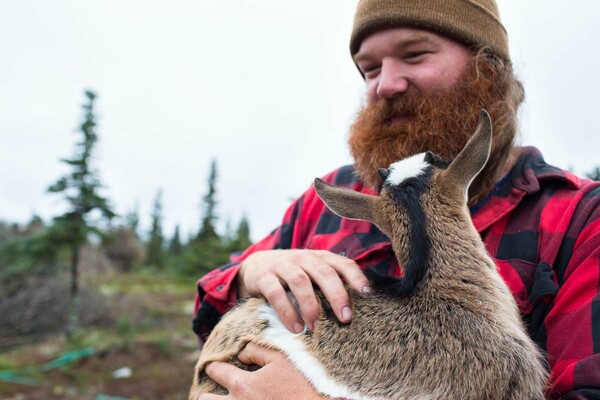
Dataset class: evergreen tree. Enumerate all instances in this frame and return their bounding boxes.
[47,89,115,337]
[197,160,219,242]
[586,166,600,181]
[125,203,140,238]
[223,218,233,242]
[168,225,183,256]
[229,215,252,253]
[172,160,232,276]
[25,215,45,235]
[146,189,165,268]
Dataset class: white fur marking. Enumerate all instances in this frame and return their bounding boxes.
[387,153,429,186]
[258,305,381,400]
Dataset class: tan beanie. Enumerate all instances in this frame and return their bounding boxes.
[350,0,510,62]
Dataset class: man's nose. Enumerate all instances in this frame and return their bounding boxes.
[376,60,409,100]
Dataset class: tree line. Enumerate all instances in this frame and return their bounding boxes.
[0,90,251,336]
[2,90,599,338]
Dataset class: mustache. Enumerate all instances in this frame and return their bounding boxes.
[372,95,427,126]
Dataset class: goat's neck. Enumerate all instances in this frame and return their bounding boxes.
[432,211,493,272]
[392,206,497,291]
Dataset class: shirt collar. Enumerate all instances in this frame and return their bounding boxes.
[471,147,581,232]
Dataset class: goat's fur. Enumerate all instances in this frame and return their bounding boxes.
[189,110,547,400]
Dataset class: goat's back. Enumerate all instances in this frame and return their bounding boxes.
[190,287,546,400]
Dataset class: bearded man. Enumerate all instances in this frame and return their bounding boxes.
[193,1,600,399]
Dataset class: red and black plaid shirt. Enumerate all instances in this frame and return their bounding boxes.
[193,147,600,399]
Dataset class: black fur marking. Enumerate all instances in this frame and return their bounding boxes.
[368,168,433,297]
[376,168,390,193]
[424,151,451,169]
[378,168,390,181]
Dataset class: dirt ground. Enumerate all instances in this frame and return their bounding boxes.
[1,339,200,400]
[0,272,203,400]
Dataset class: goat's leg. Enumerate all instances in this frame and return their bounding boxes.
[189,297,270,398]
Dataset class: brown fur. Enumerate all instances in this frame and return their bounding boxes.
[188,298,268,397]
[189,112,547,400]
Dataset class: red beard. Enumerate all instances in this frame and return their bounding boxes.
[348,53,522,206]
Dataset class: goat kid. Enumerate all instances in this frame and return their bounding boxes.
[189,110,547,400]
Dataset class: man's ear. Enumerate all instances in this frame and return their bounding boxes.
[314,178,378,223]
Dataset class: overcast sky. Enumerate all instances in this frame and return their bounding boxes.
[1,1,599,244]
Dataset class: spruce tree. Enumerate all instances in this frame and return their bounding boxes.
[586,167,600,181]
[47,89,115,337]
[197,160,219,242]
[229,215,252,253]
[125,203,140,238]
[173,159,230,276]
[146,190,165,269]
[168,225,183,256]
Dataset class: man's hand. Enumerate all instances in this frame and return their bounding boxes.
[237,249,370,332]
[197,343,328,400]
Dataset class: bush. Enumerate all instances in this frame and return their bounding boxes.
[0,276,113,344]
[170,236,232,277]
[0,233,61,295]
[103,228,144,272]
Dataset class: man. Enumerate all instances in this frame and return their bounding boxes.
[193,1,600,399]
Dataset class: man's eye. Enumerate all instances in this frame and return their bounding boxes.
[362,65,380,76]
[404,51,429,60]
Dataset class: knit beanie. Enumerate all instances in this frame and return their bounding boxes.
[350,0,510,63]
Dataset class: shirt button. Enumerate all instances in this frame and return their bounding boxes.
[339,251,346,257]
[216,284,225,291]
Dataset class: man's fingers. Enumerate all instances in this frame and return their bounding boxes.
[204,361,245,390]
[303,261,352,324]
[279,263,320,331]
[321,251,371,293]
[258,274,304,333]
[238,342,280,366]
[243,249,369,332]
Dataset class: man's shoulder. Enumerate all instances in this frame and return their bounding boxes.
[301,165,370,213]
[512,147,588,193]
[515,146,570,181]
[511,146,600,231]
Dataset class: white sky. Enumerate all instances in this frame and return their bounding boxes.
[1,1,599,243]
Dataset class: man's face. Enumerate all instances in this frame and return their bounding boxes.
[348,27,518,197]
[353,27,471,111]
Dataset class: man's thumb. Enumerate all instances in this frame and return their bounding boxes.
[237,342,279,366]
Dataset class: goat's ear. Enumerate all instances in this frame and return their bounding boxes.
[314,178,379,224]
[443,109,492,195]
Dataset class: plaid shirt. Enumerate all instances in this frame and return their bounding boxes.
[193,147,600,399]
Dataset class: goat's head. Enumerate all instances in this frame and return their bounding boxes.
[314,110,492,296]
